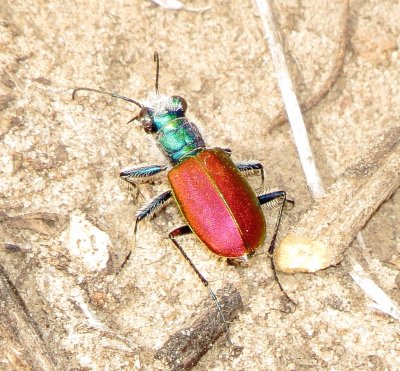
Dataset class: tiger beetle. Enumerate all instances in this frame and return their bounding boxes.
[72,52,294,346]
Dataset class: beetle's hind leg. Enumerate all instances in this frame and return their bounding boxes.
[259,190,295,212]
[259,191,296,309]
[120,164,168,199]
[258,191,291,255]
[169,225,234,346]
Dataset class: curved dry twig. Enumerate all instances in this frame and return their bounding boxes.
[267,0,350,134]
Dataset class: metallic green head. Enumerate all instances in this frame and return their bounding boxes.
[137,94,205,164]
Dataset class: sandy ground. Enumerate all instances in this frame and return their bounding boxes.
[0,0,399,369]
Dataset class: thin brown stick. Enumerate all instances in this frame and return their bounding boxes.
[268,0,349,134]
[0,264,56,370]
[274,126,400,273]
[154,285,243,370]
[0,212,66,236]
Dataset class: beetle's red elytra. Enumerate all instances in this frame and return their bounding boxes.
[169,148,266,258]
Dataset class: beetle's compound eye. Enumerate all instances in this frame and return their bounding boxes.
[138,107,155,133]
[171,96,187,113]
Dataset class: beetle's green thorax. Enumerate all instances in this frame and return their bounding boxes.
[140,95,206,164]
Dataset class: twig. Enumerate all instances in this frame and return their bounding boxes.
[149,0,211,12]
[0,212,66,237]
[256,0,400,321]
[0,263,56,370]
[154,285,243,370]
[267,0,349,134]
[349,256,400,320]
[274,126,400,272]
[255,0,325,197]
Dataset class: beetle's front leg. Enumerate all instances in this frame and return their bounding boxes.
[120,164,168,190]
[120,164,169,183]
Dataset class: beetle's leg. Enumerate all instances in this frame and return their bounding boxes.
[120,164,168,183]
[222,148,264,186]
[258,191,289,255]
[259,191,296,308]
[120,164,168,197]
[236,161,265,187]
[120,190,172,270]
[134,190,173,232]
[259,190,295,211]
[169,225,233,346]
[222,148,232,156]
[132,190,172,250]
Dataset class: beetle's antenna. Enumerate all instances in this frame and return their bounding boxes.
[72,87,143,109]
[154,51,160,94]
